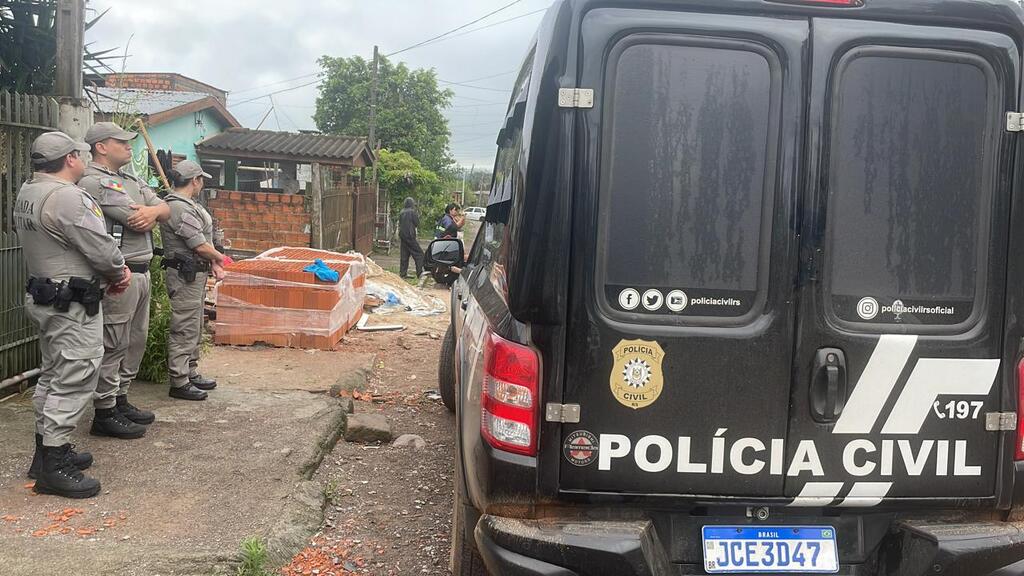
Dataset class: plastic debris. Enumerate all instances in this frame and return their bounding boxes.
[302,258,341,283]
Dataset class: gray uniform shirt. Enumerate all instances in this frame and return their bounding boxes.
[159,193,214,262]
[79,162,164,264]
[13,173,125,283]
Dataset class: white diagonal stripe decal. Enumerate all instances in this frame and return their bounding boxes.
[834,335,918,434]
[788,482,844,507]
[838,482,892,507]
[881,358,1000,435]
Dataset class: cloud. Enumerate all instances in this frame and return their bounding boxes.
[88,0,550,167]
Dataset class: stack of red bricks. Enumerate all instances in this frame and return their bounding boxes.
[214,247,366,350]
[209,190,310,254]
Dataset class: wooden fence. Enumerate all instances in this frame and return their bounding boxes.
[0,91,60,382]
[313,164,375,255]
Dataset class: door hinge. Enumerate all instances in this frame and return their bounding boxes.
[1007,112,1024,132]
[545,403,581,423]
[985,412,1017,431]
[558,88,594,109]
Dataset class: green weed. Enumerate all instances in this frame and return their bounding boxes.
[236,536,273,576]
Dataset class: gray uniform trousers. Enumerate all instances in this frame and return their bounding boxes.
[166,268,205,388]
[94,270,151,408]
[26,298,104,447]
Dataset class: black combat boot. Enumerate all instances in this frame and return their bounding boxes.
[27,434,92,479]
[115,395,155,425]
[33,444,101,499]
[169,383,207,401]
[90,407,147,439]
[189,374,217,390]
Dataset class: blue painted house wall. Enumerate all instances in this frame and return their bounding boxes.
[131,109,227,163]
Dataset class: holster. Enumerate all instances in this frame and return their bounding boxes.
[162,255,197,283]
[28,276,102,316]
[26,277,59,306]
[68,277,103,316]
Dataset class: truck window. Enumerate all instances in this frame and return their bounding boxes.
[826,49,996,328]
[599,40,776,320]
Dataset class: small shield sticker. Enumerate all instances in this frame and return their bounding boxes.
[609,339,664,410]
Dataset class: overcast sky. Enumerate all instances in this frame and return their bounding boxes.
[86,0,553,169]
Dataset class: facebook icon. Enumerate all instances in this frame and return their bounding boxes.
[618,288,640,311]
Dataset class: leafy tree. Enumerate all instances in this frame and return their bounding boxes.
[314,54,455,175]
[0,1,118,94]
[377,149,448,233]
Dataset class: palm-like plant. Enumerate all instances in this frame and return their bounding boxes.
[0,1,119,95]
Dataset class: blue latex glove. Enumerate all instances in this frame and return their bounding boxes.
[302,259,340,283]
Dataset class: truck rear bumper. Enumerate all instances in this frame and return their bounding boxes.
[474,514,1024,576]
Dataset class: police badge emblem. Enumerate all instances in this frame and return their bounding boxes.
[609,339,665,410]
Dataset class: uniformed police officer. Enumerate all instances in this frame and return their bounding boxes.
[14,132,131,499]
[160,160,225,401]
[80,122,169,438]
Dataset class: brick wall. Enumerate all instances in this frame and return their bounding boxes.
[209,191,310,254]
[105,73,227,105]
[107,73,173,91]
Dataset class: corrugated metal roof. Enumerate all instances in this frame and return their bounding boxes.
[87,87,209,116]
[196,128,370,163]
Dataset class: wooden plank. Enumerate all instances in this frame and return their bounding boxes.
[310,163,323,249]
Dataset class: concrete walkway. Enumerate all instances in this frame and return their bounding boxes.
[0,346,372,576]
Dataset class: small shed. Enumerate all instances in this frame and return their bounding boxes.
[197,129,378,256]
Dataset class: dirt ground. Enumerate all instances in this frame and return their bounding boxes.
[280,285,456,575]
[0,352,363,576]
[0,251,457,576]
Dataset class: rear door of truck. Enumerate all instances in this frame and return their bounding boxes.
[558,8,807,498]
[785,18,1019,504]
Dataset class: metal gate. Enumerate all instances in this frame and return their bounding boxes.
[1,91,60,382]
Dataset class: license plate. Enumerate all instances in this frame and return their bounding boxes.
[702,526,839,574]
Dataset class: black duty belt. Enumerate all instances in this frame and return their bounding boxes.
[161,258,210,272]
[161,256,208,283]
[25,276,103,316]
[127,262,151,274]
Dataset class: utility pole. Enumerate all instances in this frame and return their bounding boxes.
[368,45,380,182]
[55,0,85,99]
[460,166,468,205]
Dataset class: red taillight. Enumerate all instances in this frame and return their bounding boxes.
[481,329,540,456]
[1016,358,1024,461]
[766,0,863,6]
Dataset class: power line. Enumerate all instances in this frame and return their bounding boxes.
[450,93,506,103]
[385,0,525,57]
[230,71,321,95]
[276,102,304,131]
[423,7,547,47]
[439,79,511,93]
[449,70,517,84]
[230,78,322,106]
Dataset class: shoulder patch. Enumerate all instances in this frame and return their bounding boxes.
[81,194,103,219]
[75,193,107,234]
[100,177,125,192]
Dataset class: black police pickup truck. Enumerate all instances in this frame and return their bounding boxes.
[431,0,1024,574]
